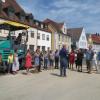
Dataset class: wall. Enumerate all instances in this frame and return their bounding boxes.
[37,30,51,51]
[78,28,88,49]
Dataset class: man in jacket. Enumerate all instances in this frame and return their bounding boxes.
[59,44,68,77]
[86,45,94,74]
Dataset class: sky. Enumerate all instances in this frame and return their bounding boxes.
[17,0,100,33]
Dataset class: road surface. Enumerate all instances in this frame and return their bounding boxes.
[0,68,100,100]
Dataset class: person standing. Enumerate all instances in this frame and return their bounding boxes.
[59,45,68,77]
[12,49,19,74]
[25,49,32,74]
[86,45,94,74]
[49,50,54,69]
[34,49,40,72]
[0,53,2,67]
[76,49,83,72]
[7,53,14,73]
[44,51,48,70]
[97,51,100,74]
[39,52,43,72]
[69,50,75,70]
[93,52,97,71]
[55,50,59,69]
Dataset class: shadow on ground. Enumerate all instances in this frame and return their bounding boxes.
[50,73,61,77]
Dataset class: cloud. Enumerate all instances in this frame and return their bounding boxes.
[17,0,100,33]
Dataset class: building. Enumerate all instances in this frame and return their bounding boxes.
[34,19,51,51]
[44,19,71,51]
[67,27,88,50]
[0,0,51,52]
[87,34,100,52]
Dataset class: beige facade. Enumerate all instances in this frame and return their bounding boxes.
[47,21,71,51]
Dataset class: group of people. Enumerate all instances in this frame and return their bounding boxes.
[0,45,100,76]
[25,48,60,74]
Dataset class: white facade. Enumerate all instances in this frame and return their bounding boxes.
[27,28,37,51]
[37,30,51,51]
[92,44,100,52]
[78,28,88,49]
[0,19,9,38]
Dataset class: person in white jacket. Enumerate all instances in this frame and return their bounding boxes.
[93,52,97,71]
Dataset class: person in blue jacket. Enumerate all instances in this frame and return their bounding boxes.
[59,44,68,77]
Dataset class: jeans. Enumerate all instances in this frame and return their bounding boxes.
[86,60,92,73]
[44,59,48,69]
[55,57,59,68]
[8,63,13,73]
[50,59,54,67]
[60,58,67,76]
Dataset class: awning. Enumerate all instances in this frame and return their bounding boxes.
[0,20,30,31]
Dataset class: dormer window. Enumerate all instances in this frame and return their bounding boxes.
[45,25,48,29]
[16,11,25,22]
[36,22,39,26]
[26,14,34,25]
[3,6,15,19]
[20,15,25,22]
[41,24,44,29]
[1,0,6,3]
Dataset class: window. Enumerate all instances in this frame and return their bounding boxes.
[41,24,44,29]
[62,35,64,41]
[45,25,48,29]
[37,33,40,39]
[9,11,14,18]
[42,46,45,51]
[42,34,45,40]
[46,35,49,41]
[64,28,66,33]
[82,36,85,40]
[31,32,34,38]
[36,22,39,26]
[59,45,60,50]
[59,34,60,41]
[0,30,2,34]
[20,15,25,22]
[29,45,34,51]
[37,46,40,49]
[8,7,15,19]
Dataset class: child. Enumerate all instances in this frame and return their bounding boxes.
[8,53,14,73]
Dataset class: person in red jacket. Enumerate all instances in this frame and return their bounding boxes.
[25,49,32,74]
[69,50,75,70]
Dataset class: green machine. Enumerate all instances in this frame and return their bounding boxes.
[0,21,29,70]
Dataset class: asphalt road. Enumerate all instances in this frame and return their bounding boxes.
[0,68,100,100]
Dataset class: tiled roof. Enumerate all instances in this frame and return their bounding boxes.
[0,0,50,33]
[67,27,83,42]
[91,34,100,44]
[44,18,64,33]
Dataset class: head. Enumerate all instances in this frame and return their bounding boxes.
[50,50,52,53]
[10,53,13,56]
[89,45,92,50]
[63,44,67,49]
[45,51,47,54]
[36,48,40,53]
[27,49,30,54]
[55,49,58,53]
[78,49,81,53]
[14,49,18,53]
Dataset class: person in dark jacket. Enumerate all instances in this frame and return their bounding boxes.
[76,49,83,72]
[55,50,59,69]
[59,45,68,77]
